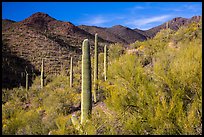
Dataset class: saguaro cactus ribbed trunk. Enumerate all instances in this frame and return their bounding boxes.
[70,57,73,87]
[93,33,98,103]
[104,45,107,81]
[81,39,92,125]
[41,58,44,88]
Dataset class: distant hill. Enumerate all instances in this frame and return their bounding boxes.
[78,25,147,45]
[78,25,128,44]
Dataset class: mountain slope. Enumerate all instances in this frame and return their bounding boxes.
[2,19,16,30]
[2,12,111,88]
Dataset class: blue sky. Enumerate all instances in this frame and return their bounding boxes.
[2,2,202,30]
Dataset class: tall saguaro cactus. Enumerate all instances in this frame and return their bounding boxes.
[81,39,92,125]
[70,57,73,87]
[93,33,98,103]
[104,44,107,81]
[41,58,44,88]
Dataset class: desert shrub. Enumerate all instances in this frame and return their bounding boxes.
[129,40,143,49]
[108,43,125,61]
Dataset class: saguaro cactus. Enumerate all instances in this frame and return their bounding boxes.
[81,39,92,125]
[70,57,73,87]
[20,72,24,87]
[166,21,169,29]
[41,58,44,88]
[93,33,98,103]
[104,44,107,81]
[26,72,29,91]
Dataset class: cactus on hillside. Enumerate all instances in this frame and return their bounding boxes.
[166,22,169,29]
[41,58,44,88]
[81,39,92,125]
[21,72,24,87]
[26,72,29,91]
[104,44,108,81]
[70,57,73,87]
[93,33,98,103]
[25,66,29,91]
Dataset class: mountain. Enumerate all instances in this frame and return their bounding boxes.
[79,25,147,45]
[142,16,202,38]
[20,12,110,44]
[106,25,147,44]
[78,25,128,44]
[2,12,111,88]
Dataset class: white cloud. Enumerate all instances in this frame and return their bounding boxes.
[183,4,201,12]
[125,15,172,29]
[127,5,147,14]
[81,16,109,26]
[135,15,171,25]
[79,14,125,26]
[91,17,108,25]
[133,6,145,10]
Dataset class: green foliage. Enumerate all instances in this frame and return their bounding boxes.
[2,73,80,135]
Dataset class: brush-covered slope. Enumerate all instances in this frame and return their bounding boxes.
[2,12,111,88]
[142,16,201,38]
